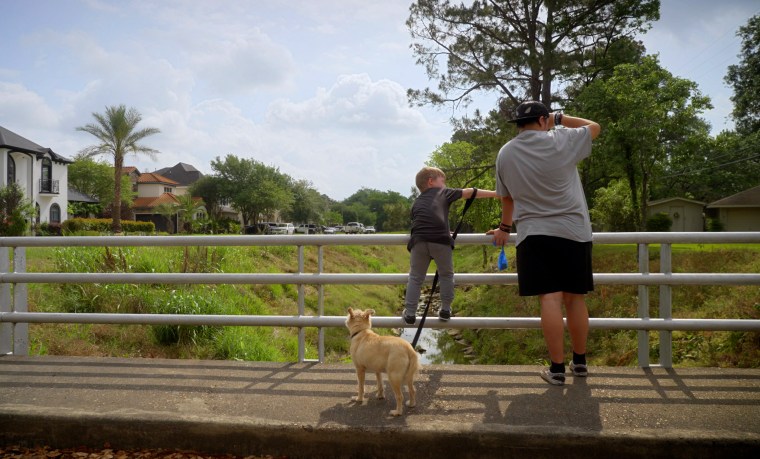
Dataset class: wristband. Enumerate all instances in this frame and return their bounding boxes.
[498,222,512,232]
[554,112,563,126]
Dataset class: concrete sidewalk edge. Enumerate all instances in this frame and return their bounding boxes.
[2,408,759,459]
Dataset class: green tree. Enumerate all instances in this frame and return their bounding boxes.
[589,179,637,232]
[286,179,329,224]
[342,188,410,231]
[654,130,760,203]
[76,105,160,233]
[189,176,226,221]
[574,55,712,228]
[210,155,293,226]
[427,141,499,232]
[68,154,134,214]
[407,0,659,108]
[0,183,34,236]
[725,14,760,135]
[382,201,412,232]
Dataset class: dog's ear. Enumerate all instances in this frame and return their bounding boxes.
[347,307,354,316]
[367,309,376,316]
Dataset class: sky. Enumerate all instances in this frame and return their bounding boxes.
[0,1,757,201]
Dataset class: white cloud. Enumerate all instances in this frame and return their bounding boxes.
[189,30,297,96]
[266,74,428,133]
[0,82,60,131]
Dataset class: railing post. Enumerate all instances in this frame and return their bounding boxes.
[13,247,29,356]
[0,247,12,355]
[317,246,325,363]
[659,243,673,368]
[637,243,650,367]
[297,245,305,362]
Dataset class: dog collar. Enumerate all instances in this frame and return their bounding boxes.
[350,330,364,339]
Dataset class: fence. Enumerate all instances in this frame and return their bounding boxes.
[2,232,759,368]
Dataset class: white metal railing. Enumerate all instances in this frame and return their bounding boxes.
[1,232,759,367]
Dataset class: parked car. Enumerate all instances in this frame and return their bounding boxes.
[364,225,376,234]
[322,226,337,234]
[270,223,295,235]
[344,222,365,234]
[245,222,277,235]
[296,223,321,234]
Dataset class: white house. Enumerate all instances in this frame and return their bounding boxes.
[0,126,71,226]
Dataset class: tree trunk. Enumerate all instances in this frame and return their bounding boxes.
[113,156,123,234]
[623,145,640,230]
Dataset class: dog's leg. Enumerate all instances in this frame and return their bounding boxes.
[405,367,417,408]
[375,372,385,399]
[352,366,366,403]
[387,372,404,416]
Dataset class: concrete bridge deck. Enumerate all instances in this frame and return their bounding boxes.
[1,356,759,458]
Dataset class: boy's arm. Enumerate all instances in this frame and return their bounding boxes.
[461,188,498,199]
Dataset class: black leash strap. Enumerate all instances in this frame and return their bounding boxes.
[411,188,478,349]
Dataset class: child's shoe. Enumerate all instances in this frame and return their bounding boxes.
[403,310,416,325]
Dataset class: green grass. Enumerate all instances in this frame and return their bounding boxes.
[19,241,760,367]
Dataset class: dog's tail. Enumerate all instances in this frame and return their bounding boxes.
[406,345,422,379]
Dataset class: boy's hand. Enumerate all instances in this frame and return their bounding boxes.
[488,228,510,246]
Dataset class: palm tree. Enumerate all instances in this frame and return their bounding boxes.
[77,105,160,233]
[176,194,205,234]
[154,202,178,234]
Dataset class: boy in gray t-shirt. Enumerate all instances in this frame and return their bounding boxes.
[491,100,601,386]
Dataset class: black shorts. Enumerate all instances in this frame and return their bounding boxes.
[515,235,594,296]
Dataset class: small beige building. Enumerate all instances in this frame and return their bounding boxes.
[707,185,760,231]
[647,197,705,232]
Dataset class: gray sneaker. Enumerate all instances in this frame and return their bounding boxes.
[540,369,566,386]
[570,361,588,377]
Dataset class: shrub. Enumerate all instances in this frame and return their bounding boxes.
[646,212,673,232]
[0,183,34,236]
[61,218,154,235]
[37,222,62,236]
[707,218,724,232]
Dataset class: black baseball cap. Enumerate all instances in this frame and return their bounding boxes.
[508,100,549,123]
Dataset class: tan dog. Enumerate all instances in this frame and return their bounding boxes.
[345,307,420,416]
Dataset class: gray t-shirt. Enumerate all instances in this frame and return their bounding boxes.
[495,126,593,246]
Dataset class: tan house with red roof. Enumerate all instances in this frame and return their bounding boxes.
[123,168,205,233]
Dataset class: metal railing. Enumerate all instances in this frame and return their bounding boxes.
[38,179,59,194]
[1,232,759,367]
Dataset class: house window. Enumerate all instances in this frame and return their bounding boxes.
[7,156,15,185]
[41,158,52,192]
[164,187,173,193]
[50,203,61,223]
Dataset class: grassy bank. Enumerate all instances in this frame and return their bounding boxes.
[21,240,760,367]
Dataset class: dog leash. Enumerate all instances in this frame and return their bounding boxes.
[411,188,478,349]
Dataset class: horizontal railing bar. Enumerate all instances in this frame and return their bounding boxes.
[2,272,759,285]
[2,312,759,331]
[1,232,759,248]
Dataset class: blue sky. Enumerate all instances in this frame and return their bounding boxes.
[0,0,757,200]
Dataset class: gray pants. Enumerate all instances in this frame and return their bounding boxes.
[404,241,454,313]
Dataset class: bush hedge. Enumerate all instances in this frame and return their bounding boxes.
[61,218,155,234]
